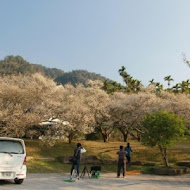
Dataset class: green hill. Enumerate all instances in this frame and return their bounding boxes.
[55,70,108,86]
[0,56,109,86]
[0,55,64,79]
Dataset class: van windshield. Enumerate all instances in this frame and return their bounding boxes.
[0,140,24,154]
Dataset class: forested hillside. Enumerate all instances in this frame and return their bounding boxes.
[55,70,109,86]
[0,56,108,85]
[0,55,64,79]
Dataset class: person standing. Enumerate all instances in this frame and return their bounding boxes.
[70,143,86,179]
[125,143,133,166]
[116,145,127,178]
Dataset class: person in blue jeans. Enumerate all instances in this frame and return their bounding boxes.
[70,143,86,179]
[124,143,133,166]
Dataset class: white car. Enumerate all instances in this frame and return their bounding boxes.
[0,137,27,184]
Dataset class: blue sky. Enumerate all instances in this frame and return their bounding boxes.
[1,0,190,86]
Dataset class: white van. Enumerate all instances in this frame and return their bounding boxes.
[0,137,27,184]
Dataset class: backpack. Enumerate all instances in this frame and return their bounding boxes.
[69,148,79,163]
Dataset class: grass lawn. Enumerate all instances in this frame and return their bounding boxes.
[25,139,190,173]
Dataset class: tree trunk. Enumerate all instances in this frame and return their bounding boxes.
[137,131,141,142]
[163,148,169,167]
[123,133,127,142]
[123,132,128,142]
[159,146,169,167]
[68,135,73,144]
[102,133,109,142]
[117,127,129,142]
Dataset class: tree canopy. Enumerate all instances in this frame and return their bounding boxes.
[141,111,186,167]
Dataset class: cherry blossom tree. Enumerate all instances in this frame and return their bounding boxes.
[49,83,110,143]
[110,92,162,141]
[0,73,64,138]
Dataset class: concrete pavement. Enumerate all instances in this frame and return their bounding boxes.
[0,173,189,190]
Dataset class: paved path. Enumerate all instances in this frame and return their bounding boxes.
[0,173,190,190]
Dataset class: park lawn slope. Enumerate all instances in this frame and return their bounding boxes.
[25,139,190,173]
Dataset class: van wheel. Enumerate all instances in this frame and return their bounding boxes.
[14,179,24,184]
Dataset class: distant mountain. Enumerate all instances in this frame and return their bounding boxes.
[0,55,64,79]
[55,70,108,86]
[0,56,109,86]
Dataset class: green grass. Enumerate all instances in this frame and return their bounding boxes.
[27,161,153,174]
[27,160,66,173]
[25,139,190,173]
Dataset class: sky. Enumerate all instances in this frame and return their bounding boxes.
[1,0,190,86]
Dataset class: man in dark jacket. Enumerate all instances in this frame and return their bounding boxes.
[116,145,127,178]
[70,143,86,179]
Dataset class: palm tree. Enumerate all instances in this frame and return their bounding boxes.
[149,79,155,86]
[123,74,131,88]
[118,66,131,87]
[186,79,190,88]
[135,80,141,92]
[118,66,126,76]
[102,80,109,90]
[155,82,163,94]
[118,66,141,92]
[172,84,180,93]
[117,83,123,90]
[102,80,113,93]
[180,81,188,93]
[186,79,190,93]
[164,75,174,88]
